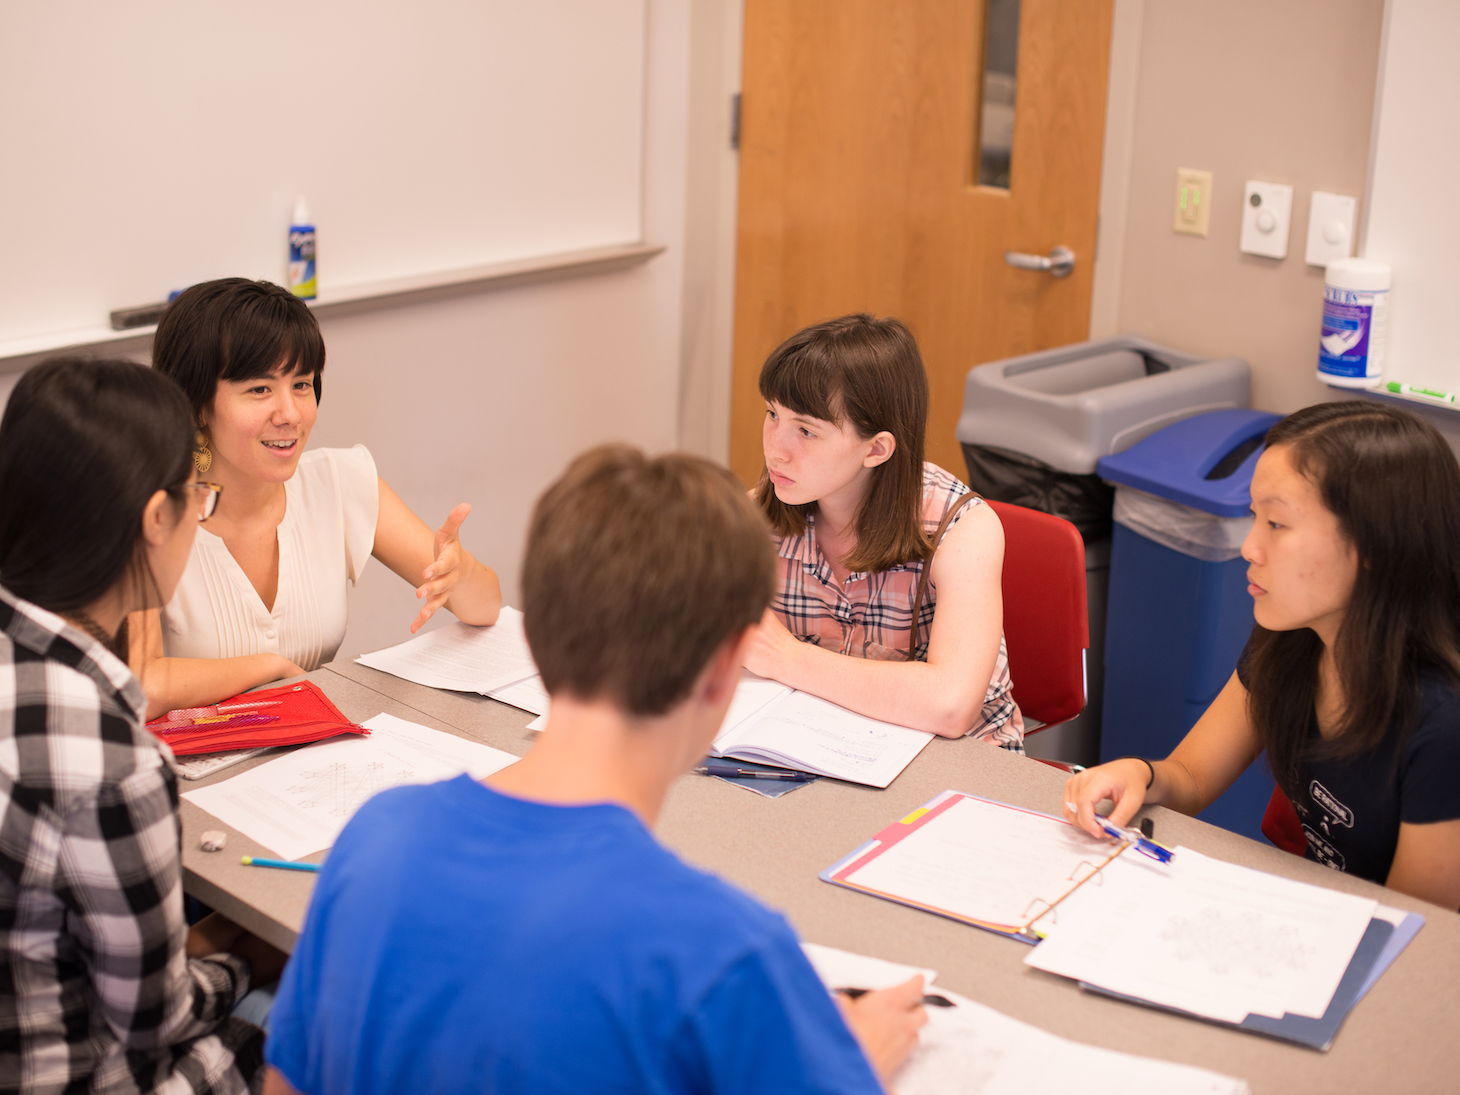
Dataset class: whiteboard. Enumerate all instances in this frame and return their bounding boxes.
[0,1,646,344]
[1362,0,1458,393]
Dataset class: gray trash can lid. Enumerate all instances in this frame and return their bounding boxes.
[1095,409,1283,517]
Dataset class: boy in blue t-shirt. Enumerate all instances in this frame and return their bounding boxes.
[263,446,926,1095]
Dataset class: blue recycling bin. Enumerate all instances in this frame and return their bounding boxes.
[1096,409,1282,842]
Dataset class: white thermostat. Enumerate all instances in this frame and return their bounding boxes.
[1304,191,1358,267]
[1239,181,1293,260]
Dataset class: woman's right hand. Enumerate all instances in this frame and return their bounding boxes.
[1062,758,1153,839]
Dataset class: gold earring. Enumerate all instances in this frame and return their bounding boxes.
[193,429,212,475]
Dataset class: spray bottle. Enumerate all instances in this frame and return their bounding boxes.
[288,196,317,300]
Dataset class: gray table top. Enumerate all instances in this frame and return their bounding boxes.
[179,661,1460,1094]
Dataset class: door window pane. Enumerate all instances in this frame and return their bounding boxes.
[978,0,1020,188]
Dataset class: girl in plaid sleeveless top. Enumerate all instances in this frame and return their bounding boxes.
[744,315,1024,750]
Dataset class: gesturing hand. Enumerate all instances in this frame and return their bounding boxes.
[411,503,472,634]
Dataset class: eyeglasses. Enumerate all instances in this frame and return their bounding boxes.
[186,481,223,522]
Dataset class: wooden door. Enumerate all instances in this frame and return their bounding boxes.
[730,0,1114,484]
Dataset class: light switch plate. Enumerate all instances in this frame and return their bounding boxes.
[1174,168,1213,237]
[1305,191,1357,267]
[1240,180,1293,259]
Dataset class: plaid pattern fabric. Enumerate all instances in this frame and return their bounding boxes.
[0,586,263,1095]
[770,463,1025,750]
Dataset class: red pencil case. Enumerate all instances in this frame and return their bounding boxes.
[145,680,368,756]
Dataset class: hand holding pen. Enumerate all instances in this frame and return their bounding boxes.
[835,975,930,1086]
[1095,818,1174,863]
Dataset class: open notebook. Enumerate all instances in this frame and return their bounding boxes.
[706,675,934,788]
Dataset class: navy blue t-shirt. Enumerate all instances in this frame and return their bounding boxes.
[268,774,882,1095]
[1238,651,1460,883]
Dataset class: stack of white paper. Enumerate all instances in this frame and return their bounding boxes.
[1025,847,1378,1023]
[802,943,1251,1094]
[486,674,550,715]
[356,607,539,695]
[182,713,519,860]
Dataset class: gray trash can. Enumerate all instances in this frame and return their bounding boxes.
[956,336,1249,765]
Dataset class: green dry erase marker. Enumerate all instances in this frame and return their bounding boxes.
[1387,381,1457,405]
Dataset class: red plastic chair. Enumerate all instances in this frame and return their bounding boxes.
[1262,785,1308,857]
[986,500,1089,740]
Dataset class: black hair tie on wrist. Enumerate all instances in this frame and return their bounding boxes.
[1115,755,1155,789]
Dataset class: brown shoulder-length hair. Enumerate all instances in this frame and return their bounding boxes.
[1246,401,1460,801]
[754,314,930,573]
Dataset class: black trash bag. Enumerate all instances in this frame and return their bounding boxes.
[961,443,1114,544]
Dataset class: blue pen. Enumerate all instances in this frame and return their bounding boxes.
[1098,820,1175,863]
[693,763,818,782]
[241,855,320,873]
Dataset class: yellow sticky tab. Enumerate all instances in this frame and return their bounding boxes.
[899,807,929,825]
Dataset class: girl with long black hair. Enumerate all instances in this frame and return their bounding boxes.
[0,357,283,1093]
[1065,401,1460,908]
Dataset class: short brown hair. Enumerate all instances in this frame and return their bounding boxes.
[755,314,930,572]
[523,445,776,717]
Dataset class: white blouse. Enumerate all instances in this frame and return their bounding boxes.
[161,445,379,672]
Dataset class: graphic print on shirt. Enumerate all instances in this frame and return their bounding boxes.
[1302,779,1353,871]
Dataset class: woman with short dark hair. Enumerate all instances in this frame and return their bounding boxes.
[137,277,502,718]
[743,314,1023,747]
[1065,401,1460,908]
[0,357,283,1093]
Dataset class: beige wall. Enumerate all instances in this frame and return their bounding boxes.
[1102,0,1385,414]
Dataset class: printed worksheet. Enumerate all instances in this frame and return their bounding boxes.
[182,713,519,860]
[801,943,1251,1095]
[1024,847,1378,1023]
[356,606,539,694]
[487,674,551,715]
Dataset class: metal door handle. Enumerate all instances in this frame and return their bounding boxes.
[1004,246,1075,278]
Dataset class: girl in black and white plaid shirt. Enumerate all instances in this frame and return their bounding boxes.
[0,358,284,1094]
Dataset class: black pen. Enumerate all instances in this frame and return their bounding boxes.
[837,987,955,1008]
[694,763,818,782]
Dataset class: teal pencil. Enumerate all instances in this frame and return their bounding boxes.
[240,855,320,873]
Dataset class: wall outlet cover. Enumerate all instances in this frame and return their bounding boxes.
[1305,191,1358,267]
[1240,181,1293,259]
[1174,168,1213,237]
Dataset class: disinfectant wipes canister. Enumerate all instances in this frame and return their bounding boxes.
[1318,257,1390,388]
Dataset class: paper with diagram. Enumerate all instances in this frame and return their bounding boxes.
[1024,846,1379,1024]
[801,943,1251,1095]
[182,713,519,860]
[356,607,539,694]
